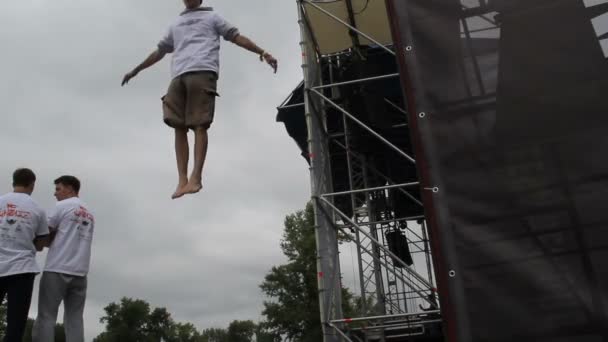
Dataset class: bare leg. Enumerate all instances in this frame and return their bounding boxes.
[183,126,208,195]
[172,127,189,199]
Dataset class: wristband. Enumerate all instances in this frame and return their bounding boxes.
[259,51,268,61]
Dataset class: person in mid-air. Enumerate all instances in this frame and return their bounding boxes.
[122,0,278,199]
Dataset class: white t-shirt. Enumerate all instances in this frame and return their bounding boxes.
[0,192,49,277]
[45,197,95,277]
[158,7,240,79]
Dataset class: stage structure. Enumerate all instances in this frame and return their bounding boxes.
[278,1,443,341]
[279,0,608,341]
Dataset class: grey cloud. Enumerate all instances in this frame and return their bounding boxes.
[1,0,307,340]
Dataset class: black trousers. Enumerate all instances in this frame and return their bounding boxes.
[0,273,35,342]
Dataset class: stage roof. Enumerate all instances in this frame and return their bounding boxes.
[303,0,393,55]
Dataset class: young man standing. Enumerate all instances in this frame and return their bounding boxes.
[33,176,95,342]
[0,168,49,342]
[122,0,278,199]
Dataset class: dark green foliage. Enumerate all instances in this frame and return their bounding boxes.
[260,203,360,341]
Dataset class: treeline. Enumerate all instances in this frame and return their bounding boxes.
[2,203,361,341]
[92,297,277,342]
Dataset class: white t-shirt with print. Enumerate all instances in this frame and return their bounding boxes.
[0,192,49,277]
[45,197,95,277]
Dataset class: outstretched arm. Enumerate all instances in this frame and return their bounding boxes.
[122,49,167,86]
[231,34,278,73]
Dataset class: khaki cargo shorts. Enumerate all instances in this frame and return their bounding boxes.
[162,71,219,130]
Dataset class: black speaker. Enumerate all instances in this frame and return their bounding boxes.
[385,229,414,267]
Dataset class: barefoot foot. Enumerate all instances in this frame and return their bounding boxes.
[182,181,203,196]
[171,182,188,199]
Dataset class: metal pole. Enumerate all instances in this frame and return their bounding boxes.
[364,166,387,326]
[341,227,426,300]
[330,139,423,206]
[310,88,416,164]
[421,221,435,290]
[321,182,419,197]
[298,2,343,341]
[342,107,369,317]
[327,322,356,342]
[313,73,400,90]
[344,0,362,48]
[338,216,426,228]
[318,196,433,292]
[277,102,305,110]
[316,201,431,308]
[331,310,441,323]
[383,98,408,116]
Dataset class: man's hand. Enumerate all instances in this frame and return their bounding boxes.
[122,70,138,86]
[121,49,166,87]
[230,35,278,73]
[261,53,278,73]
[33,235,50,252]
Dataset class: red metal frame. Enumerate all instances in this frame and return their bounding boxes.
[383,1,458,341]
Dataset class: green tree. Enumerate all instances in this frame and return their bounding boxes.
[93,297,163,342]
[93,297,286,342]
[174,322,205,342]
[260,203,358,341]
[0,301,5,338]
[255,323,281,342]
[200,327,228,342]
[260,203,321,341]
[93,298,273,342]
[226,320,256,342]
[147,307,175,341]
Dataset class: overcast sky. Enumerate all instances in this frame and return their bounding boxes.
[0,0,310,339]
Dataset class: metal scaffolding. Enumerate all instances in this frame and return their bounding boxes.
[286,0,444,340]
[280,1,608,341]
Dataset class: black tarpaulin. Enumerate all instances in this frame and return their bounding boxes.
[387,0,608,341]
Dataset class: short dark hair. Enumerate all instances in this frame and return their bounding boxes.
[54,175,81,193]
[13,168,36,187]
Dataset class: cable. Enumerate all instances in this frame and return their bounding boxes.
[309,0,370,15]
[354,0,370,15]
